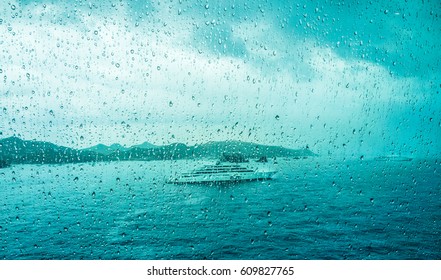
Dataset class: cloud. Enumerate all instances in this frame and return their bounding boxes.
[0,0,440,157]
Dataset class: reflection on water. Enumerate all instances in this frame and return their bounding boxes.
[0,158,440,259]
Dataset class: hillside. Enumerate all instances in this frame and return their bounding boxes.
[0,137,104,164]
[0,137,316,165]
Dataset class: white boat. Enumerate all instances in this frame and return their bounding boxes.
[167,163,277,184]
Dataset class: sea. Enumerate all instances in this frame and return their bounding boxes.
[0,158,440,260]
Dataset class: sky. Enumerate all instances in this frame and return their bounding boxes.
[0,0,440,157]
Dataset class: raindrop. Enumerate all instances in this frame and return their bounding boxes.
[168,101,174,107]
[275,115,280,120]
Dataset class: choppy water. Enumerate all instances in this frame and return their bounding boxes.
[0,158,440,259]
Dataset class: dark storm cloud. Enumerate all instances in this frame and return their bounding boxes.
[1,0,440,156]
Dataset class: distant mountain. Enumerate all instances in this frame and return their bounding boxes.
[0,137,316,165]
[83,142,156,155]
[0,159,10,168]
[0,136,105,165]
[98,141,316,161]
[190,140,316,158]
[85,143,130,155]
[131,141,157,150]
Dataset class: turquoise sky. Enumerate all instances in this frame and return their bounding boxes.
[1,0,440,157]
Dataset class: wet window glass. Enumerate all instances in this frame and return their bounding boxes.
[0,0,440,260]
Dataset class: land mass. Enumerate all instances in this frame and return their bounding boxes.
[0,136,316,166]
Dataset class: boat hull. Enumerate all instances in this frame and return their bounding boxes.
[168,171,277,184]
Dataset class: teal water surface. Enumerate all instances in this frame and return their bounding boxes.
[0,158,440,259]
